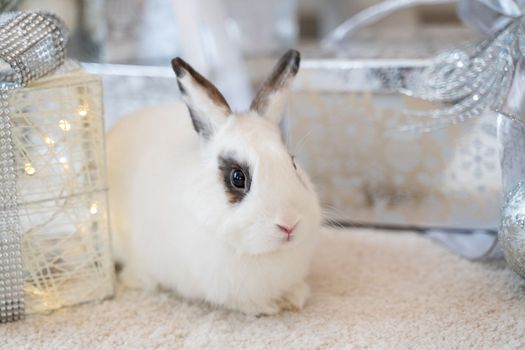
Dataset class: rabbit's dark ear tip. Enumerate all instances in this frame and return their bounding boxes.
[283,49,300,75]
[285,49,300,60]
[171,57,186,77]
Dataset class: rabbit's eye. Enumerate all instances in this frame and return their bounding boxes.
[219,155,251,204]
[230,169,246,189]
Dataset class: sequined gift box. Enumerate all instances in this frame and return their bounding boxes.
[289,27,503,230]
[7,62,114,315]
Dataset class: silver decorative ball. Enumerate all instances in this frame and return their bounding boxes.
[499,181,525,278]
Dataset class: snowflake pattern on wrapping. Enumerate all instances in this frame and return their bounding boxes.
[289,89,501,229]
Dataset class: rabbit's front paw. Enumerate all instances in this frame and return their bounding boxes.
[237,300,282,316]
[277,281,310,311]
[232,282,310,316]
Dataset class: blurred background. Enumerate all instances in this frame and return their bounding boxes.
[7,0,466,126]
[6,0,501,246]
[11,0,462,60]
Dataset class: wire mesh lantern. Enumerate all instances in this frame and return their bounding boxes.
[15,66,114,314]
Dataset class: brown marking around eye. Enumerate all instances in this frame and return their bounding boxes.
[218,155,252,204]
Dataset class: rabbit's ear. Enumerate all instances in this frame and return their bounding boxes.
[250,49,300,124]
[172,58,231,139]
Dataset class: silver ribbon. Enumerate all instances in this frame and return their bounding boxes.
[321,0,457,50]
[0,11,67,323]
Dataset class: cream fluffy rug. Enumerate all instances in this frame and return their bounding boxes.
[2,228,525,349]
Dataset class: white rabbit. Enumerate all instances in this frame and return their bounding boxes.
[107,50,321,315]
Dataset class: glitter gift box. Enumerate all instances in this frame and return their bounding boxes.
[289,26,503,229]
[0,12,113,322]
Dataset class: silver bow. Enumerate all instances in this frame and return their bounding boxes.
[0,11,67,323]
[402,0,525,132]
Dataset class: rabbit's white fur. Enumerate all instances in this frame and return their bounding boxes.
[107,51,321,315]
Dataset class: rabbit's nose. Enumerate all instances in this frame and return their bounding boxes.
[277,223,297,235]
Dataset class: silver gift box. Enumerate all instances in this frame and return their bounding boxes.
[289,27,502,230]
[83,63,180,129]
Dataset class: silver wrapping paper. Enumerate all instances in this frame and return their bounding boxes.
[82,63,180,130]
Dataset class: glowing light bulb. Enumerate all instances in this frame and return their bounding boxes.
[44,136,55,145]
[90,203,98,215]
[24,163,36,175]
[78,104,89,117]
[59,119,71,131]
[59,157,69,170]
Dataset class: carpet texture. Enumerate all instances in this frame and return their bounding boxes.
[2,228,525,349]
